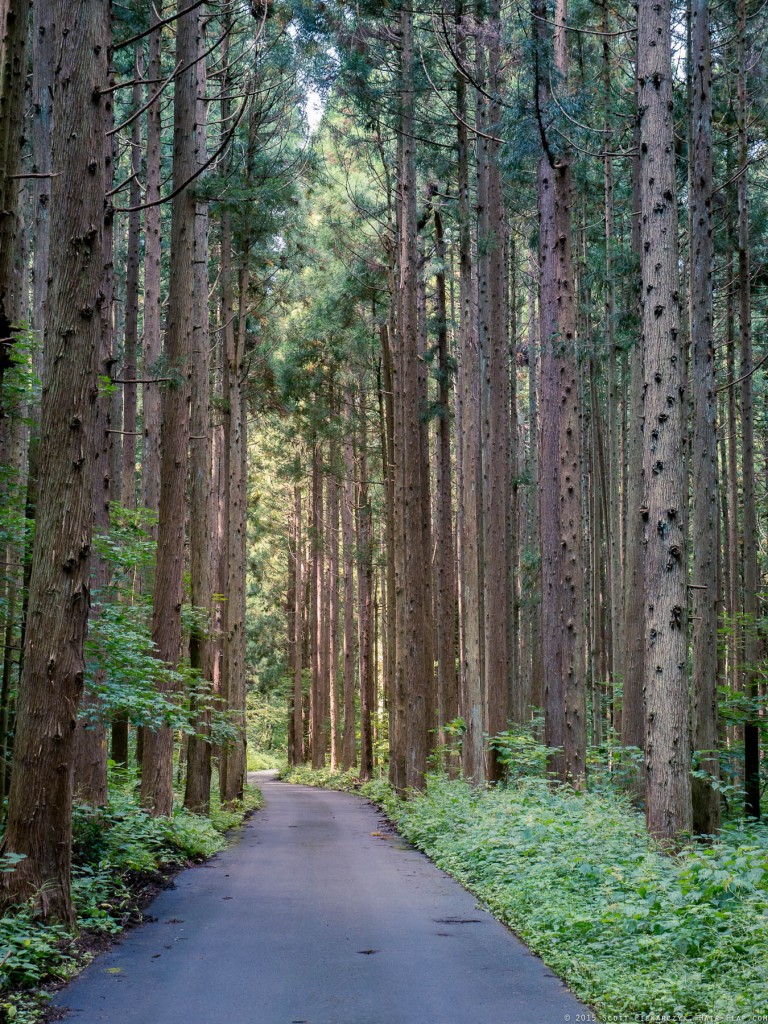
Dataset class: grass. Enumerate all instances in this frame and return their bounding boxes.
[282,763,768,1023]
[0,779,262,1023]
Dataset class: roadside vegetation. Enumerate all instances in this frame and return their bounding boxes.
[283,736,768,1024]
[0,774,261,1023]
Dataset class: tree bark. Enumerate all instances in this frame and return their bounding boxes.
[0,0,31,418]
[456,0,485,784]
[535,0,586,786]
[0,0,109,924]
[356,389,374,780]
[398,6,431,790]
[638,0,692,841]
[341,395,357,770]
[433,207,459,756]
[736,0,760,821]
[141,0,198,816]
[689,0,720,835]
[185,26,215,814]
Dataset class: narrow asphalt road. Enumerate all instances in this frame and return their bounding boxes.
[55,774,590,1024]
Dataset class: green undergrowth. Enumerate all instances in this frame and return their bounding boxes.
[282,764,768,1023]
[0,781,262,1023]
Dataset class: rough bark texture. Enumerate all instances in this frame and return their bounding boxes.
[74,68,116,809]
[327,452,341,770]
[185,32,214,814]
[341,398,357,770]
[535,0,586,786]
[0,0,108,924]
[141,1,198,816]
[689,0,720,835]
[621,131,645,752]
[0,0,30,418]
[291,485,304,764]
[120,53,142,512]
[356,390,374,780]
[309,441,325,768]
[141,6,163,526]
[736,0,760,822]
[456,0,485,784]
[638,0,692,840]
[398,7,431,790]
[433,208,459,754]
[479,1,511,780]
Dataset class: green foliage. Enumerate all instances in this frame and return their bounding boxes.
[488,722,554,782]
[285,766,768,1022]
[0,777,262,1019]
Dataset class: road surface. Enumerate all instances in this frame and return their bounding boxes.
[55,773,590,1024]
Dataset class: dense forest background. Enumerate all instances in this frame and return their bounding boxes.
[0,0,766,965]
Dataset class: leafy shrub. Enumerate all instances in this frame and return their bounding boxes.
[0,780,261,1019]
[288,766,768,1022]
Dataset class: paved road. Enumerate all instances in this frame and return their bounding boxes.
[55,774,590,1024]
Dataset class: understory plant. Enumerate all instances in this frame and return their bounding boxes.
[283,763,768,1023]
[0,777,261,1022]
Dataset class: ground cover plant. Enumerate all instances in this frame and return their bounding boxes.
[0,779,261,1023]
[283,762,768,1023]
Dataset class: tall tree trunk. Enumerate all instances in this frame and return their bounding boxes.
[141,1,199,816]
[219,255,249,804]
[291,484,304,764]
[398,6,431,790]
[433,207,459,755]
[112,50,144,769]
[0,0,31,420]
[357,389,374,780]
[185,28,215,813]
[736,0,760,821]
[689,0,720,835]
[479,0,511,779]
[74,74,116,808]
[327,445,341,770]
[309,439,325,768]
[456,0,485,784]
[121,53,143,512]
[621,125,645,753]
[341,397,357,770]
[0,0,109,924]
[526,254,543,716]
[535,0,586,786]
[141,2,163,519]
[638,0,692,841]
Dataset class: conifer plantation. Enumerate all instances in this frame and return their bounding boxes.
[1,0,768,1019]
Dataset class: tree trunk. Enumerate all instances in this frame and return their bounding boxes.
[121,52,143,512]
[456,0,485,784]
[185,27,215,814]
[0,0,31,418]
[356,389,374,780]
[309,440,325,768]
[535,0,586,786]
[327,445,341,770]
[638,0,692,841]
[341,396,357,770]
[74,74,116,809]
[736,0,760,821]
[433,208,459,756]
[479,1,511,780]
[141,1,199,816]
[291,485,304,764]
[621,125,645,753]
[0,0,109,924]
[689,0,720,835]
[398,7,431,790]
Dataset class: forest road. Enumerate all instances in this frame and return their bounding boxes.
[55,773,590,1024]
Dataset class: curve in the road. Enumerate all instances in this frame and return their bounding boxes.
[54,774,590,1024]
